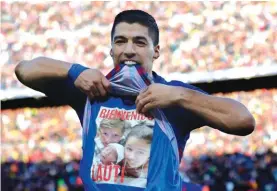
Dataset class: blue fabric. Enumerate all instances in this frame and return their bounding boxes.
[67,65,208,191]
[182,182,203,191]
[68,63,89,82]
[80,97,181,191]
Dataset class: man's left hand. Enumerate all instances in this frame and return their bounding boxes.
[136,84,180,114]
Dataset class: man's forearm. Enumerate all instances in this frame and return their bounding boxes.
[15,57,72,83]
[15,57,73,91]
[176,87,255,136]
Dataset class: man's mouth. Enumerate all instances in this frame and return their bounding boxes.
[122,61,139,65]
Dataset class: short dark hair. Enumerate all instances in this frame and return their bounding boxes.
[111,10,159,46]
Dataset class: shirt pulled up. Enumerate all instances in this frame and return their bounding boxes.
[79,64,182,191]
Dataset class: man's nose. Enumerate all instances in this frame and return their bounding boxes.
[124,42,136,58]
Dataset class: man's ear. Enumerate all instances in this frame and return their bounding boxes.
[110,49,113,57]
[153,45,160,60]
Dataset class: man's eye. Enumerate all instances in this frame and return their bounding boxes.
[136,41,146,45]
[115,40,124,44]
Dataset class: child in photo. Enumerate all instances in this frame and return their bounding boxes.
[94,118,127,158]
[92,143,124,183]
[100,143,124,165]
[119,123,153,187]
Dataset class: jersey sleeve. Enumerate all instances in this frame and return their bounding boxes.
[42,65,87,123]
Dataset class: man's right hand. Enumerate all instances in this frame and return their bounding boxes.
[74,69,110,100]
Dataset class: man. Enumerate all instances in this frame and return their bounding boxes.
[15,10,255,190]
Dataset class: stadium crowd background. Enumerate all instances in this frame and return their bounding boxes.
[1,1,277,89]
[1,1,277,191]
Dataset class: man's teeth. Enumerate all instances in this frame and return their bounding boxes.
[124,61,137,65]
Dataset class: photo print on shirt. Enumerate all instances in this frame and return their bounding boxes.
[91,106,155,188]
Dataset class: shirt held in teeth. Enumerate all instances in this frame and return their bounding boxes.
[124,61,137,65]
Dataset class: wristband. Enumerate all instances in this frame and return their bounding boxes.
[68,63,89,82]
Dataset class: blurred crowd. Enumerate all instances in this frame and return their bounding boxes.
[181,88,277,191]
[1,107,82,163]
[184,88,277,158]
[1,159,83,191]
[1,89,277,190]
[1,1,277,90]
[180,150,277,191]
[2,150,276,191]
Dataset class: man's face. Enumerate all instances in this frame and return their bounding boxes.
[99,127,123,147]
[110,22,160,76]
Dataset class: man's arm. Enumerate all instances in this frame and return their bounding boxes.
[15,57,110,108]
[136,84,255,136]
[15,57,73,93]
[175,87,255,136]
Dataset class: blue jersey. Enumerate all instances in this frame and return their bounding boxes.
[48,64,207,191]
